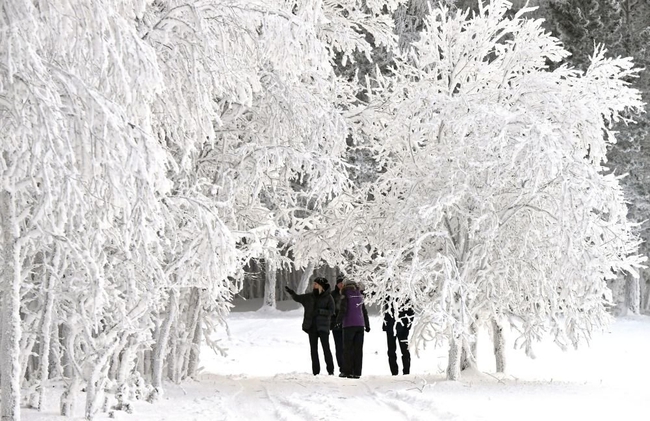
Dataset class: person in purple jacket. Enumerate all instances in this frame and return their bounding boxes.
[335,280,370,378]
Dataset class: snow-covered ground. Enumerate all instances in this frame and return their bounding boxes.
[27,299,650,421]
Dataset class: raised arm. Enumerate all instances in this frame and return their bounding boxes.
[284,286,308,305]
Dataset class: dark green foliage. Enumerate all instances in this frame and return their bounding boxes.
[394,0,432,49]
[547,0,625,67]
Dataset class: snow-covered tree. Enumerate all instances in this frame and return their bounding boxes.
[542,0,650,314]
[1,0,170,417]
[334,0,645,380]
[1,0,401,418]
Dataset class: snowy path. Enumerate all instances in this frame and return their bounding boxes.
[126,371,647,421]
[26,303,650,421]
[121,372,463,421]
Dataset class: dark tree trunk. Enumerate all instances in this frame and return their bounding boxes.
[493,319,506,373]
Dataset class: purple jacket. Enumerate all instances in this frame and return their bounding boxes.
[337,284,370,329]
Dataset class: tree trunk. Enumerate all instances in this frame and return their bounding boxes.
[187,312,203,379]
[117,336,138,386]
[0,305,3,385]
[37,257,58,411]
[84,338,120,420]
[19,314,38,384]
[493,319,506,373]
[177,288,201,380]
[142,349,151,382]
[460,322,477,371]
[1,189,22,421]
[60,375,80,417]
[625,275,640,315]
[186,288,203,379]
[256,260,264,298]
[446,335,462,381]
[59,323,81,417]
[151,289,178,400]
[639,271,650,312]
[167,315,179,384]
[58,324,73,379]
[263,260,277,308]
[108,347,120,382]
[297,262,315,294]
[109,335,129,382]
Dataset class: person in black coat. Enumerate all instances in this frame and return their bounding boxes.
[383,295,414,375]
[330,274,345,372]
[285,277,335,375]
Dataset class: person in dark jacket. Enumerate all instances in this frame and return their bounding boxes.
[382,296,414,375]
[336,281,370,379]
[330,274,345,372]
[285,277,335,375]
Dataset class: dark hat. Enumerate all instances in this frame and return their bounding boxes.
[314,277,330,291]
[336,274,345,284]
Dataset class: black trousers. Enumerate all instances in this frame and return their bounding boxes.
[308,331,334,375]
[386,327,411,375]
[332,328,343,370]
[342,327,365,377]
